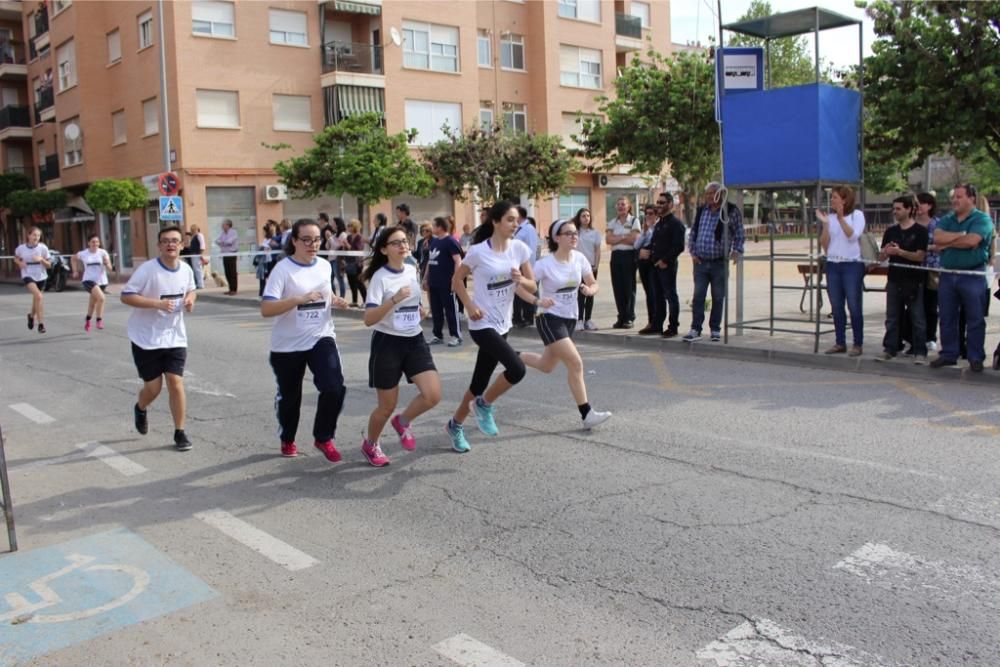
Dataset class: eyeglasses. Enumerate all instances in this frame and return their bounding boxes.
[296,236,322,245]
[386,239,410,248]
[558,232,579,238]
[160,238,182,246]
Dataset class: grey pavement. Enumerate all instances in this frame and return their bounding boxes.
[0,286,998,665]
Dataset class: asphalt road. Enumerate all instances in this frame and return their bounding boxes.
[1,285,998,666]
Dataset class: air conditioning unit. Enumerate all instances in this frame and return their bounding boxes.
[592,174,609,188]
[264,184,288,201]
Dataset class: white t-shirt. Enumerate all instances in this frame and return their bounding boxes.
[608,216,641,251]
[76,248,110,285]
[15,242,50,281]
[366,263,423,336]
[577,228,602,266]
[535,250,592,320]
[463,239,532,334]
[262,256,336,353]
[825,209,866,262]
[122,258,196,349]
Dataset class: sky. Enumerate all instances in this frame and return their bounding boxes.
[669,0,877,70]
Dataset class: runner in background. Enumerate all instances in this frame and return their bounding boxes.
[13,227,51,334]
[73,233,113,331]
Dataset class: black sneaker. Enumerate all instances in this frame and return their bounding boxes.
[929,357,956,369]
[174,430,192,451]
[37,323,46,334]
[134,403,148,435]
[969,360,984,373]
[27,314,34,330]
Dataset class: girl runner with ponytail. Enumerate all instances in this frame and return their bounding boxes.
[73,234,113,331]
[445,201,536,452]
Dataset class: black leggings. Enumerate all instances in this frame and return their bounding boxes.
[346,269,366,304]
[468,328,526,397]
[578,266,597,321]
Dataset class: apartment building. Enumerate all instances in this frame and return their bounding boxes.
[11,0,670,270]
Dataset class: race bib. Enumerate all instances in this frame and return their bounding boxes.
[486,275,514,302]
[296,301,326,328]
[159,292,184,315]
[393,304,421,331]
[554,286,578,306]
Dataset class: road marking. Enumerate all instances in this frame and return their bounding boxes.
[10,451,88,472]
[194,509,318,571]
[928,492,1000,528]
[8,403,55,424]
[833,542,999,608]
[892,378,1000,436]
[647,353,712,396]
[74,442,148,477]
[432,633,525,667]
[696,618,886,666]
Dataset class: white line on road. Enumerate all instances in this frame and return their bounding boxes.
[194,509,318,571]
[696,618,887,666]
[8,402,55,424]
[928,492,1000,528]
[75,441,148,477]
[432,634,525,667]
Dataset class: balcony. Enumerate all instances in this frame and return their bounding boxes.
[615,13,643,52]
[34,9,49,38]
[38,153,58,186]
[0,105,31,141]
[0,40,26,79]
[328,0,381,15]
[321,41,385,89]
[34,85,54,124]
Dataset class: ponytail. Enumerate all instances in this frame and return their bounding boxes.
[472,200,516,245]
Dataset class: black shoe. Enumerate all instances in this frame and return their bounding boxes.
[662,328,679,338]
[993,348,1000,371]
[134,403,148,435]
[611,321,625,329]
[621,321,634,329]
[929,357,957,369]
[27,314,34,330]
[637,325,661,335]
[37,323,46,334]
[174,430,192,451]
[969,360,984,373]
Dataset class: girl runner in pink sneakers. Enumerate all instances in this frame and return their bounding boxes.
[73,234,113,331]
[360,226,441,467]
[261,219,350,462]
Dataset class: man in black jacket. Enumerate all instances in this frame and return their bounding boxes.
[650,193,687,338]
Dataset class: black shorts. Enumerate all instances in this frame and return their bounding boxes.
[536,314,577,346]
[368,330,436,389]
[82,281,107,293]
[131,343,187,382]
[23,277,46,289]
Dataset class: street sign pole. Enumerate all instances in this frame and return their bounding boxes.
[0,422,17,552]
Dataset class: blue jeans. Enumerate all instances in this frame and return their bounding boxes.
[690,258,726,334]
[938,271,987,363]
[826,261,864,347]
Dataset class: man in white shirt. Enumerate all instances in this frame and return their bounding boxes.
[121,226,197,451]
[216,219,239,295]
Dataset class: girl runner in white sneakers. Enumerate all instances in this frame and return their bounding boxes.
[519,219,612,429]
[359,226,441,467]
[73,234,113,331]
[13,227,51,334]
[445,200,536,453]
[261,219,351,462]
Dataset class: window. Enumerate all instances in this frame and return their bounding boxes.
[143,97,158,135]
[196,89,240,128]
[559,189,589,220]
[192,1,235,38]
[500,33,524,70]
[107,29,121,64]
[558,0,600,22]
[269,9,307,45]
[273,94,312,131]
[404,99,461,146]
[503,103,526,133]
[559,45,602,88]
[112,110,126,145]
[56,40,76,91]
[63,118,82,167]
[479,104,493,130]
[630,1,651,28]
[53,0,72,15]
[138,10,154,49]
[477,29,491,68]
[402,21,459,73]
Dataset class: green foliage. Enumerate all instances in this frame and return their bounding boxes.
[85,179,149,214]
[421,124,577,202]
[274,112,434,206]
[0,172,32,208]
[727,0,820,87]
[963,147,1000,195]
[578,48,718,201]
[862,0,1000,173]
[7,189,67,216]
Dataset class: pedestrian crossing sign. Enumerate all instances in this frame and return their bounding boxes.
[159,196,183,221]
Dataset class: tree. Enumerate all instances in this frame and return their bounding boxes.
[273,112,434,225]
[0,172,32,209]
[862,1,1000,172]
[727,0,819,88]
[85,178,149,219]
[421,124,577,203]
[578,48,718,219]
[7,189,67,217]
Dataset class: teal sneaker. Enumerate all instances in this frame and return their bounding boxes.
[446,420,470,453]
[469,398,499,436]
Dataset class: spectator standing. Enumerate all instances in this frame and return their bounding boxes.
[816,186,864,355]
[216,219,239,295]
[650,193,686,338]
[415,222,433,279]
[874,195,928,363]
[606,196,641,329]
[636,205,660,334]
[369,212,388,250]
[512,206,539,327]
[459,223,474,253]
[188,225,206,289]
[344,219,367,307]
[907,192,941,352]
[574,207,602,330]
[424,216,463,347]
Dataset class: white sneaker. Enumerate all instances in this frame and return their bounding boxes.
[447,336,462,347]
[584,320,598,331]
[577,320,584,330]
[582,409,612,429]
[928,341,938,352]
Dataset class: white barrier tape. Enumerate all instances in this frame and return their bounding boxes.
[202,250,368,259]
[822,255,997,278]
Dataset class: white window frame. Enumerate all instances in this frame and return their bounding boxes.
[272,94,312,132]
[52,0,72,16]
[195,89,240,129]
[630,1,651,29]
[138,10,154,50]
[479,105,493,131]
[559,189,590,220]
[402,20,459,73]
[404,99,462,146]
[55,40,76,92]
[269,8,307,46]
[503,103,526,134]
[142,97,159,136]
[63,118,83,167]
[500,33,525,71]
[192,1,235,38]
[107,28,121,64]
[560,45,602,89]
[477,29,491,68]
[558,0,600,22]
[111,109,127,146]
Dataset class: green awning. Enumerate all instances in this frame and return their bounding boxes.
[333,1,381,15]
[336,85,384,119]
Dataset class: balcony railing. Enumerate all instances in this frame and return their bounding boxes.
[615,13,642,39]
[323,41,383,75]
[0,40,25,65]
[33,85,53,123]
[4,166,28,175]
[34,10,49,37]
[0,105,30,130]
[39,153,58,185]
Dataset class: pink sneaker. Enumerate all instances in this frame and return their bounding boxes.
[96,319,104,330]
[361,438,390,467]
[313,439,341,463]
[391,414,416,451]
[84,319,91,332]
[281,442,298,458]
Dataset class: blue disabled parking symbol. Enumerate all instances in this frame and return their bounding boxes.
[0,528,216,665]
